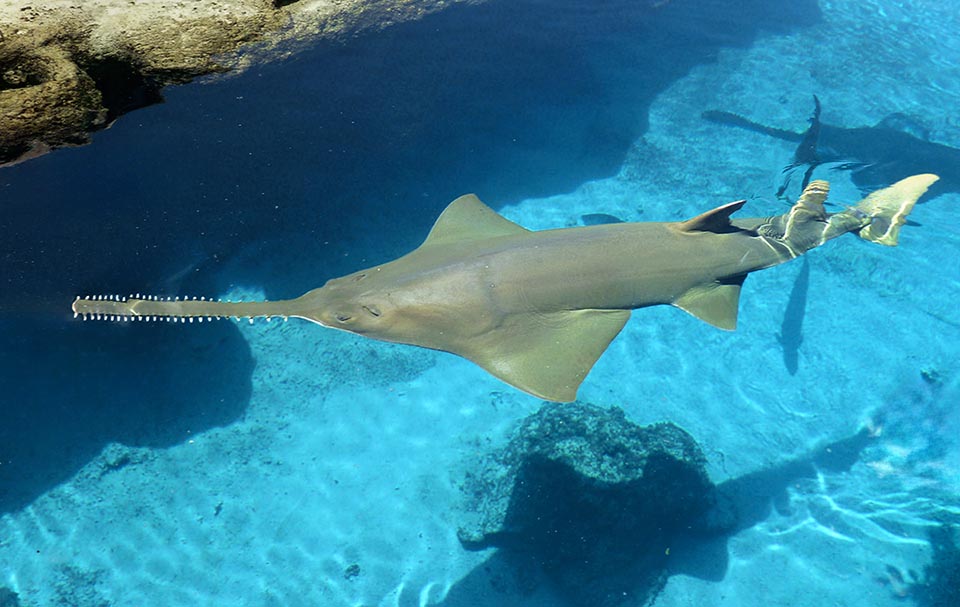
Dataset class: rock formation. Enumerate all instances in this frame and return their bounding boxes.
[0,0,480,165]
[458,403,713,607]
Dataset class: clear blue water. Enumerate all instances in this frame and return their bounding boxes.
[1,0,959,605]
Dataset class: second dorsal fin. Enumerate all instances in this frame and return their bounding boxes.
[679,200,747,233]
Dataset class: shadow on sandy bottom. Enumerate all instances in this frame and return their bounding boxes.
[0,318,253,514]
[438,429,874,607]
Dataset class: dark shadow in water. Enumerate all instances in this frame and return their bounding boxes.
[437,428,874,607]
[0,0,819,511]
[703,97,959,199]
[777,257,810,375]
[667,428,875,583]
[0,319,253,514]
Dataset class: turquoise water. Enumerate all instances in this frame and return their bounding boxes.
[1,0,959,605]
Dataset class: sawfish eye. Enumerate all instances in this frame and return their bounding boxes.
[362,305,381,318]
[335,313,352,322]
[353,273,367,282]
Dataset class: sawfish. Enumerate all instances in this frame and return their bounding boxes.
[73,174,938,401]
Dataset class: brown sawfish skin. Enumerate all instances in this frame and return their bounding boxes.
[73,174,939,401]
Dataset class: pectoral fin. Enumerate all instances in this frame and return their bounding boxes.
[672,277,745,330]
[459,309,631,402]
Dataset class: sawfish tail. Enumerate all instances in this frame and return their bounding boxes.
[853,173,939,246]
[747,174,940,258]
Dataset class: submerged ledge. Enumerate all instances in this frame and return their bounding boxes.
[0,0,482,166]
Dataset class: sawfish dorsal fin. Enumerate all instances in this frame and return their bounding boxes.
[421,194,529,247]
[459,308,631,402]
[678,200,747,233]
[672,275,746,330]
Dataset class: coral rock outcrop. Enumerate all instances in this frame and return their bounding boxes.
[459,403,713,607]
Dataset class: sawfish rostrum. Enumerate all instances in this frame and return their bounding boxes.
[74,174,939,401]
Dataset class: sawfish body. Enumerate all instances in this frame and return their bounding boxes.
[74,174,938,401]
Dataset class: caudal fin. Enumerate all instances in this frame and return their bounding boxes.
[856,174,939,246]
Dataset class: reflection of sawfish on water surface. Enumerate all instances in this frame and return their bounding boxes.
[73,175,938,401]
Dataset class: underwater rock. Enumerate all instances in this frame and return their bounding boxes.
[0,0,482,165]
[458,402,712,607]
[0,587,20,607]
[910,525,960,607]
